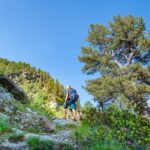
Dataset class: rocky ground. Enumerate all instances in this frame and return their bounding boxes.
[0,118,78,150]
[0,84,78,150]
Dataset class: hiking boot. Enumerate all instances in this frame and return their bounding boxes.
[72,117,77,121]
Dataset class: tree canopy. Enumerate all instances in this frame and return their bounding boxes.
[79,15,150,114]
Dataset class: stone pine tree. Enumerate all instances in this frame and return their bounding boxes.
[79,15,150,114]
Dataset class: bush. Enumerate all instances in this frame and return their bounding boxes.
[71,122,129,150]
[71,122,91,144]
[73,105,150,149]
[27,137,54,150]
[0,116,11,133]
[26,137,74,150]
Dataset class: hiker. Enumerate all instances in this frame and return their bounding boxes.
[63,85,79,120]
[67,109,72,119]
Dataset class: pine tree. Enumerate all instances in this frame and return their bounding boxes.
[53,79,60,96]
[83,101,93,110]
[76,99,81,110]
[47,78,54,92]
[79,15,150,114]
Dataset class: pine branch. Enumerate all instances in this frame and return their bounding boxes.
[111,50,124,68]
[127,51,134,65]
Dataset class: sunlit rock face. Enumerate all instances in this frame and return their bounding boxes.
[0,86,14,114]
[0,86,12,101]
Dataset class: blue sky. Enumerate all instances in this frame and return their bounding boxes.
[0,0,150,106]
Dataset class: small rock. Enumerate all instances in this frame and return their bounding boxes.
[0,112,10,120]
[12,128,24,135]
[0,142,29,150]
[26,107,32,113]
[18,125,24,130]
[53,118,77,126]
[4,105,12,113]
[40,117,55,132]
[32,111,37,115]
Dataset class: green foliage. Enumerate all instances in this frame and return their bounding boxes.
[79,139,130,150]
[0,116,11,133]
[30,104,52,120]
[77,105,150,149]
[82,101,93,110]
[7,132,25,142]
[79,15,150,113]
[71,122,91,143]
[57,143,73,150]
[71,122,130,150]
[49,107,64,118]
[27,137,54,150]
[26,137,74,150]
[12,99,29,113]
[26,124,44,134]
[64,123,77,129]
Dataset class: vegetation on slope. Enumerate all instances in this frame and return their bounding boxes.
[0,58,65,114]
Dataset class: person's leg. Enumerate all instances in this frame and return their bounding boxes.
[68,109,72,119]
[63,102,68,118]
[72,109,77,118]
[70,102,76,119]
[63,109,67,118]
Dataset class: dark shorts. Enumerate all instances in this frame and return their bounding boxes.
[64,100,76,110]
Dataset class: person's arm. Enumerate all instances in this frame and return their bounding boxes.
[65,92,69,102]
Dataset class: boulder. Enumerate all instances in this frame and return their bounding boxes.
[0,75,28,103]
[39,117,55,132]
[49,102,59,109]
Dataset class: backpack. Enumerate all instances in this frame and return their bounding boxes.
[68,89,79,101]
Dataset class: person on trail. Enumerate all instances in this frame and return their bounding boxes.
[63,85,79,120]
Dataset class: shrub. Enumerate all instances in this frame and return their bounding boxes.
[26,137,74,150]
[64,123,77,129]
[78,139,130,150]
[74,105,150,149]
[71,122,91,144]
[0,116,11,133]
[27,137,54,150]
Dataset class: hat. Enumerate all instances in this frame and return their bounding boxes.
[66,85,71,90]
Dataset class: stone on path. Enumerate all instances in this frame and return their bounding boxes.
[25,129,77,149]
[40,116,55,132]
[53,118,77,126]
[0,142,29,150]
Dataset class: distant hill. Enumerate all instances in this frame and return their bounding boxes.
[0,58,65,111]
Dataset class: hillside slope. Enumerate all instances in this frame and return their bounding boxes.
[0,58,65,113]
[0,84,77,150]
